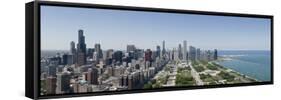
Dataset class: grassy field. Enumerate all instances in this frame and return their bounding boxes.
[176,67,196,86]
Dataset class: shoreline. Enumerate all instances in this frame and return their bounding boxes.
[213,61,260,82]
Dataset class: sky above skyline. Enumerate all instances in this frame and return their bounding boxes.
[41,5,271,51]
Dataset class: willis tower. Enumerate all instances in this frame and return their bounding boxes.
[76,29,87,66]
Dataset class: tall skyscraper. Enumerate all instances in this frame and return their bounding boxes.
[70,41,76,54]
[66,55,74,65]
[127,45,136,53]
[94,43,103,62]
[105,49,114,65]
[162,40,166,57]
[156,45,161,58]
[196,48,201,61]
[214,49,218,60]
[70,41,76,64]
[183,40,187,61]
[106,49,114,59]
[178,44,183,60]
[113,51,123,63]
[207,50,212,61]
[76,29,87,66]
[189,46,196,61]
[87,48,95,58]
[77,30,86,53]
[62,54,68,65]
[171,48,176,60]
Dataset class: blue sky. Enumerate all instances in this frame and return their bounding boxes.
[41,5,271,51]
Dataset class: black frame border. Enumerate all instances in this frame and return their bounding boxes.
[27,0,274,99]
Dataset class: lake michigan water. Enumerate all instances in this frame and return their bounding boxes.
[217,50,271,81]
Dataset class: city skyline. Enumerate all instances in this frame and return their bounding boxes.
[39,5,271,95]
[41,5,271,50]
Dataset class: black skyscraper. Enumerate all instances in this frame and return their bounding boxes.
[156,45,161,58]
[162,40,166,57]
[214,49,218,60]
[76,29,87,66]
[113,51,123,64]
[178,44,183,60]
[77,30,86,53]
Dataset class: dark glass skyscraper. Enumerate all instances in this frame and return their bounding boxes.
[178,44,183,60]
[76,29,87,66]
[156,45,161,58]
[113,51,123,63]
[127,45,136,53]
[214,49,218,60]
[77,30,86,53]
[189,46,196,61]
[162,40,166,58]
